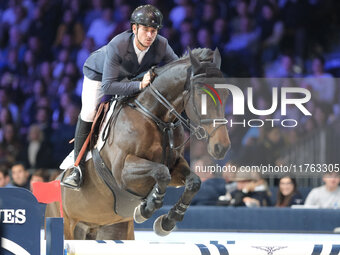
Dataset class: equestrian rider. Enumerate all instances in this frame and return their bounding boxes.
[62,4,179,189]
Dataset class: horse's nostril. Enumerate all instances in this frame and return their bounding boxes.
[214,144,223,155]
[214,143,230,157]
[214,144,220,154]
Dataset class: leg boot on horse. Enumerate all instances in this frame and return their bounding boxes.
[62,116,92,189]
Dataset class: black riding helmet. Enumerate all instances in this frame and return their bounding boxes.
[130,4,163,29]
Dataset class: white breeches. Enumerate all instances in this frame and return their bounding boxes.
[80,76,104,122]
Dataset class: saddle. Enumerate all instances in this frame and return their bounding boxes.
[69,99,112,170]
[89,100,111,149]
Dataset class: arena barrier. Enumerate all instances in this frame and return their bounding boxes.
[0,187,63,255]
[1,187,340,255]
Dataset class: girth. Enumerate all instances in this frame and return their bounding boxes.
[92,148,143,218]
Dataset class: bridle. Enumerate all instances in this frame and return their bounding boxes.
[130,64,226,145]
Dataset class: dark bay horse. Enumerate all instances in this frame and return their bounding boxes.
[46,48,230,239]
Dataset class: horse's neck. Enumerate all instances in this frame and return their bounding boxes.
[137,64,189,122]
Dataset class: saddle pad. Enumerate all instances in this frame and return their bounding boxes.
[60,100,117,170]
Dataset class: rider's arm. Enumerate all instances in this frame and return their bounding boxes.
[101,43,141,96]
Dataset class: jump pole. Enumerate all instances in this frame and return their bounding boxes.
[64,240,340,255]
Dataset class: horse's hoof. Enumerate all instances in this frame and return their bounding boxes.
[153,215,173,237]
[133,205,147,223]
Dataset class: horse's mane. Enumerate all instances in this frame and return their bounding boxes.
[155,48,214,74]
[181,48,214,62]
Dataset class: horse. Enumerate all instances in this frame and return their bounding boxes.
[46,48,231,240]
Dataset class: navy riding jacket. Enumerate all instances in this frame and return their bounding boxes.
[83,30,178,96]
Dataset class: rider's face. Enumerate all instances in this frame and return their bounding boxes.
[133,24,158,50]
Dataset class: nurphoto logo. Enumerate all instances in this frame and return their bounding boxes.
[200,79,312,128]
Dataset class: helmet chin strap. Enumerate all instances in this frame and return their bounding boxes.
[136,25,148,49]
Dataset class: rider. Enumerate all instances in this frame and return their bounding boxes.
[62,4,178,189]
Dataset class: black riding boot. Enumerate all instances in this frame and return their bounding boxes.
[62,116,92,189]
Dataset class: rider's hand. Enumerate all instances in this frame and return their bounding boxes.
[140,72,151,90]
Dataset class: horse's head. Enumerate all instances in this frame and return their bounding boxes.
[137,48,230,159]
[185,48,231,159]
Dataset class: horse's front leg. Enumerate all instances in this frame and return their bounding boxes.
[153,156,201,236]
[121,154,171,223]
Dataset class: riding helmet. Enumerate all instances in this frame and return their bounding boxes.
[130,4,163,29]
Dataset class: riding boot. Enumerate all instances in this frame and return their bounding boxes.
[62,116,92,189]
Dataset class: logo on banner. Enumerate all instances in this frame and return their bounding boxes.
[252,246,288,255]
[200,81,312,128]
[0,209,26,224]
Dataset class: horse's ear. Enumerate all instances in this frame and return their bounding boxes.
[188,48,200,75]
[213,48,221,69]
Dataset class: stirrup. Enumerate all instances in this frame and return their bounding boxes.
[61,166,83,190]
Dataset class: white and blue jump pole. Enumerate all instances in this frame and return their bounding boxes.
[63,240,340,255]
[1,188,340,255]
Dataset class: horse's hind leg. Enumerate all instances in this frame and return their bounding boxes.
[121,155,171,223]
[154,156,201,236]
[73,222,92,239]
[64,214,78,240]
[45,202,76,240]
[96,220,135,240]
